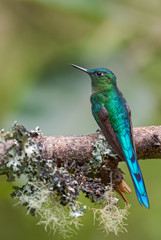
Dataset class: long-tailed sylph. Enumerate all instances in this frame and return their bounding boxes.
[71,64,149,208]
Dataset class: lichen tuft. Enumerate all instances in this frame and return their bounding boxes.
[14,182,83,238]
[93,185,130,235]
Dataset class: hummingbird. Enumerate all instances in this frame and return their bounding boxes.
[71,64,149,208]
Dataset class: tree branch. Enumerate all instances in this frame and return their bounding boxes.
[37,125,161,164]
[0,125,161,166]
[0,124,160,234]
[0,124,161,192]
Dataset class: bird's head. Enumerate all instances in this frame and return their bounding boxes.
[71,64,116,93]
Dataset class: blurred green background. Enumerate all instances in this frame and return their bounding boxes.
[0,0,161,239]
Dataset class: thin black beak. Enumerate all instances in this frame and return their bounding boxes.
[71,64,88,73]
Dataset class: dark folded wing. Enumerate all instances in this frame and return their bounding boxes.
[97,106,124,160]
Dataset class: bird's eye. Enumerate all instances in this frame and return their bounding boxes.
[95,72,103,77]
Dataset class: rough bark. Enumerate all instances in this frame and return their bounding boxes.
[37,125,161,164]
[0,126,161,166]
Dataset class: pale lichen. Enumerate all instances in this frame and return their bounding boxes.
[69,203,86,218]
[14,182,83,238]
[0,123,130,238]
[91,134,117,168]
[93,185,130,235]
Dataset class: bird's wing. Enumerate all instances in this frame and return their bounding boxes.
[97,106,124,160]
[96,105,149,208]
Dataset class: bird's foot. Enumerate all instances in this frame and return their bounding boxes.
[117,179,132,205]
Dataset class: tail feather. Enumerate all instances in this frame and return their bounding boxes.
[118,133,149,208]
[130,169,150,208]
[132,177,150,208]
[133,183,143,206]
[130,169,146,195]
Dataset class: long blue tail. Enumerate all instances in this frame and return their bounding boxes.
[127,157,149,208]
[117,132,149,208]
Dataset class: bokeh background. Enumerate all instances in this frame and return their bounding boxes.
[0,0,161,239]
